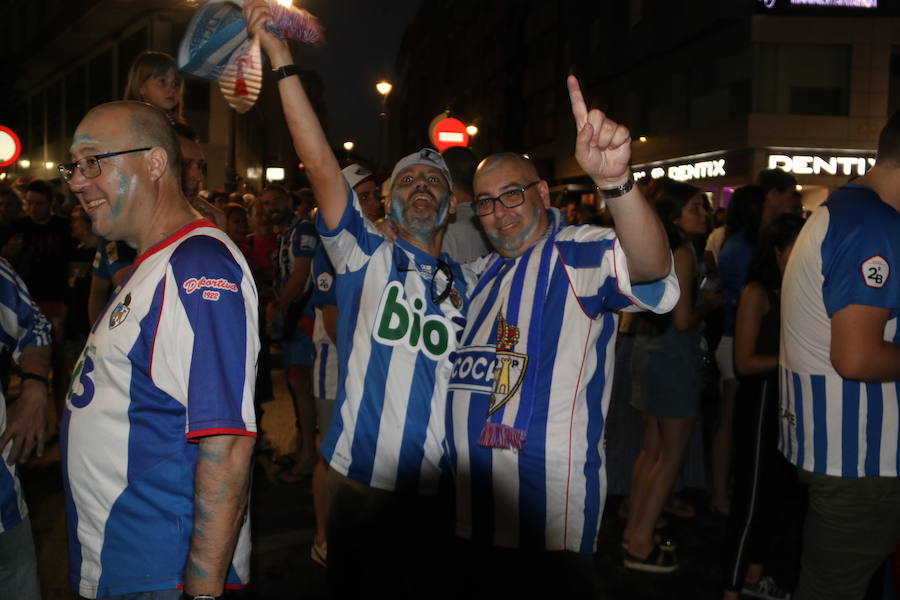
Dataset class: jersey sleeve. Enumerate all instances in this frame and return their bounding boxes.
[164,235,259,439]
[92,240,111,279]
[291,220,320,259]
[555,226,679,319]
[315,186,385,273]
[310,246,337,308]
[0,258,51,361]
[821,204,900,317]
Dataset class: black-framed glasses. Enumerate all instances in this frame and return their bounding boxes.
[58,147,152,183]
[473,181,540,216]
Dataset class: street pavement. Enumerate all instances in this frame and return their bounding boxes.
[22,366,801,599]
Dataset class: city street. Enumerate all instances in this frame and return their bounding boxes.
[21,363,802,600]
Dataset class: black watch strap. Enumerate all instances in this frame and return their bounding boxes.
[273,64,299,81]
[596,173,635,199]
[19,372,49,386]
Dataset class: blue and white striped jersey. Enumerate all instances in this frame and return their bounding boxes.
[311,245,338,401]
[780,185,900,477]
[447,210,679,553]
[0,258,51,533]
[61,220,259,598]
[277,217,319,289]
[317,188,475,495]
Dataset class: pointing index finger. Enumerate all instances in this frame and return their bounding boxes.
[567,75,588,130]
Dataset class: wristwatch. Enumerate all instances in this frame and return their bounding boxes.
[596,173,635,199]
[273,64,299,81]
[180,593,222,600]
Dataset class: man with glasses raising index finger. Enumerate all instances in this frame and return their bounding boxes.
[244,2,475,596]
[445,76,678,597]
[60,101,258,600]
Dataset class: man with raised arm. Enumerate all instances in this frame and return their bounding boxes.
[61,101,258,600]
[445,77,678,596]
[245,2,475,596]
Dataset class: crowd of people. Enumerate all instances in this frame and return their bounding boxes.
[0,2,898,599]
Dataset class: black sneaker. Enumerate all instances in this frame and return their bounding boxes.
[623,544,678,574]
[742,576,791,600]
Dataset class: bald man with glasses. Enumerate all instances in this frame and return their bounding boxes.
[59,101,258,600]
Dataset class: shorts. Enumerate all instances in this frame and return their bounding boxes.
[282,334,316,367]
[715,335,735,380]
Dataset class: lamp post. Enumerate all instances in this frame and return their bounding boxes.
[376,80,392,168]
[343,140,355,161]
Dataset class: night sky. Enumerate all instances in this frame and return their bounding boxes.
[288,0,422,158]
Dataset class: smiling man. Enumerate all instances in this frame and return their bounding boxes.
[444,76,679,596]
[245,1,474,595]
[59,101,258,600]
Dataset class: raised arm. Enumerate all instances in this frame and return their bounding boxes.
[568,75,670,282]
[244,0,348,229]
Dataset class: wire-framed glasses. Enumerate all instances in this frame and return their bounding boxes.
[472,181,540,216]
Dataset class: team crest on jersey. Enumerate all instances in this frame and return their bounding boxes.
[449,288,462,309]
[488,313,528,416]
[109,293,132,329]
[317,272,334,292]
[861,255,890,289]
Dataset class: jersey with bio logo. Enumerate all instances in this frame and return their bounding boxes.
[780,185,900,477]
[0,258,51,533]
[317,188,474,495]
[446,210,679,553]
[310,246,338,401]
[61,220,259,599]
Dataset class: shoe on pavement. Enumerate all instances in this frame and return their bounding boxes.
[311,540,327,567]
[623,544,678,574]
[742,576,791,600]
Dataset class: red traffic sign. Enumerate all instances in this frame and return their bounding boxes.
[0,126,22,168]
[430,117,469,152]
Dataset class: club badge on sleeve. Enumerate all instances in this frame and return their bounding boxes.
[109,293,132,329]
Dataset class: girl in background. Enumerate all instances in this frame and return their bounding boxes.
[124,50,184,123]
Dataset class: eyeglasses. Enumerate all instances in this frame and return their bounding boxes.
[473,181,540,216]
[58,147,151,183]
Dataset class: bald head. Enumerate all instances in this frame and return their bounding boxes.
[474,152,539,187]
[77,101,181,183]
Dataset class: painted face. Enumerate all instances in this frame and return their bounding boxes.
[675,194,709,238]
[474,161,548,258]
[67,113,144,242]
[387,164,451,243]
[178,136,206,200]
[138,69,180,112]
[355,180,384,223]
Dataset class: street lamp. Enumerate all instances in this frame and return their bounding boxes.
[18,159,30,169]
[376,80,392,168]
[343,141,355,151]
[466,125,479,137]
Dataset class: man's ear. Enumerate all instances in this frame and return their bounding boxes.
[383,194,393,216]
[538,180,551,208]
[145,147,168,182]
[449,191,458,215]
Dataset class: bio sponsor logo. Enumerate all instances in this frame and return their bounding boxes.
[373,281,453,360]
[183,276,239,295]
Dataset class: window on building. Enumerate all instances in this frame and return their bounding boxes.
[887,45,900,116]
[118,27,150,100]
[754,43,850,116]
[66,66,87,136]
[89,50,114,108]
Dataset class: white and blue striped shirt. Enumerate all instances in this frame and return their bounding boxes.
[447,210,679,552]
[0,258,51,533]
[317,189,475,495]
[62,221,258,598]
[780,185,900,478]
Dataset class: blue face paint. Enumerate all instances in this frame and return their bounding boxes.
[391,187,451,246]
[486,198,543,257]
[113,173,129,221]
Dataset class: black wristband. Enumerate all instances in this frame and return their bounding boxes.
[273,64,299,81]
[596,173,635,199]
[19,372,49,386]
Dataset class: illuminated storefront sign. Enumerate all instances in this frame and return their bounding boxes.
[766,154,875,176]
[633,158,727,182]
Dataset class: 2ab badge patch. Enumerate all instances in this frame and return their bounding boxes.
[861,255,890,289]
